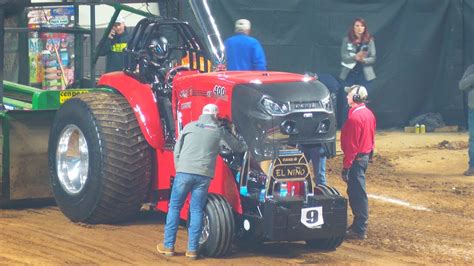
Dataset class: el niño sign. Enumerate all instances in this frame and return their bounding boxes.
[272,155,309,179]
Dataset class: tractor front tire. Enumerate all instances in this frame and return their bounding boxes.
[48,92,152,224]
[196,194,234,257]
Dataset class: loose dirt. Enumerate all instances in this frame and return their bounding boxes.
[1,131,473,264]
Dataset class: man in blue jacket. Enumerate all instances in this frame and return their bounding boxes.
[224,19,267,71]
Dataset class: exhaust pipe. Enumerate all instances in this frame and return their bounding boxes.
[188,0,226,71]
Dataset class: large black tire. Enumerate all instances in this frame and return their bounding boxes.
[194,194,234,257]
[48,92,153,224]
[306,184,344,250]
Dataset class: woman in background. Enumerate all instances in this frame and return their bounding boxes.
[339,18,376,124]
[340,17,376,89]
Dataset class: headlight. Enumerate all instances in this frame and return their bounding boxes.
[260,97,290,115]
[320,95,333,112]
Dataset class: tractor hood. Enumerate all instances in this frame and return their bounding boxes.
[231,80,336,161]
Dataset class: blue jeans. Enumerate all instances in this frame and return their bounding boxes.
[301,145,327,185]
[347,154,369,234]
[164,172,211,251]
[469,109,474,167]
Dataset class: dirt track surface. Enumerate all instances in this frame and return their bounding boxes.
[1,131,473,264]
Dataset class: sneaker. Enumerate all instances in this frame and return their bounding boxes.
[185,250,198,260]
[463,167,474,176]
[345,229,367,240]
[157,243,175,257]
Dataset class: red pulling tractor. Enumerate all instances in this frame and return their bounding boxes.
[47,11,347,258]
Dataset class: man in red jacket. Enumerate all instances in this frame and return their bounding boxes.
[340,85,376,240]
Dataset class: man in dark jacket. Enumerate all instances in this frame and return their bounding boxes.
[340,85,376,240]
[460,64,474,176]
[98,16,130,72]
[157,104,247,259]
[224,19,266,71]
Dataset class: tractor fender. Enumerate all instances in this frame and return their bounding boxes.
[98,72,164,149]
[208,158,243,214]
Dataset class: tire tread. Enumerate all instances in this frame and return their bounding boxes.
[51,92,153,224]
[306,184,344,250]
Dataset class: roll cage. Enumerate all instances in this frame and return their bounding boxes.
[124,17,212,84]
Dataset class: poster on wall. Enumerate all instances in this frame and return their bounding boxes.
[27,6,75,90]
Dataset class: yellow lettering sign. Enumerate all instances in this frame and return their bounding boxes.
[59,90,89,104]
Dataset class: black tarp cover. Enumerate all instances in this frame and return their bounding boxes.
[181,0,474,128]
[0,0,28,17]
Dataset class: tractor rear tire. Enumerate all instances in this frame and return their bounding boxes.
[48,92,152,224]
[197,194,234,257]
[306,184,344,250]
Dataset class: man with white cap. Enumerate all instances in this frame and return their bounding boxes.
[340,85,376,240]
[157,104,247,259]
[98,15,130,72]
[224,19,267,70]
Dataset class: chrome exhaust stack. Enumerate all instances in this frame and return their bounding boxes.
[188,0,226,71]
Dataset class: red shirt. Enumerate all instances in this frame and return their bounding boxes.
[340,103,376,168]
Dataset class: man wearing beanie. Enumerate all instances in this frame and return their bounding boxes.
[224,19,267,70]
[157,104,247,259]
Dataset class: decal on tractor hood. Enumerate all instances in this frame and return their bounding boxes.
[180,88,228,101]
[213,85,226,96]
[59,90,89,104]
[181,102,192,109]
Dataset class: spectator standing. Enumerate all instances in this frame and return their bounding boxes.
[317,72,341,124]
[301,144,327,185]
[339,18,376,123]
[224,19,267,71]
[340,85,376,240]
[98,16,130,72]
[459,64,474,176]
[157,104,247,259]
[300,72,341,185]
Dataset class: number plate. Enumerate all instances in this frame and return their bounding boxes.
[301,206,324,229]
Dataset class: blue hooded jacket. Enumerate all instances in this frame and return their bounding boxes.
[225,33,267,71]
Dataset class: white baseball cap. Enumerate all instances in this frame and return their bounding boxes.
[202,104,219,115]
[235,19,251,33]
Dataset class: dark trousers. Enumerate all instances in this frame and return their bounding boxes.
[469,109,474,167]
[157,96,175,139]
[347,154,369,234]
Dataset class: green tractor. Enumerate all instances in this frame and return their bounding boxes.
[0,0,155,206]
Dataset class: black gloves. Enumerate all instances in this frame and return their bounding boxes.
[369,150,374,163]
[341,168,349,183]
[218,118,231,131]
